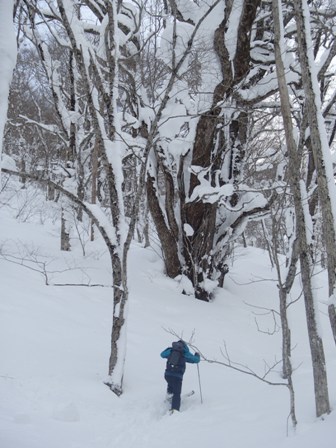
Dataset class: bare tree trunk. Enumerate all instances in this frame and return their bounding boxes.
[61,207,71,251]
[142,200,150,248]
[262,220,274,268]
[328,305,336,345]
[293,0,336,346]
[20,157,26,187]
[272,0,330,417]
[47,176,55,201]
[56,0,128,394]
[146,173,180,278]
[90,143,98,242]
[279,273,298,427]
[107,253,127,396]
[181,2,261,300]
[270,210,299,427]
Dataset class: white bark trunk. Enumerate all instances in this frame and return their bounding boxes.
[272,0,330,417]
[293,0,336,346]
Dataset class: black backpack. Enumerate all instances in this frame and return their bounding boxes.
[166,341,186,374]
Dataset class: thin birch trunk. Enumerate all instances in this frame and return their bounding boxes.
[56,0,127,394]
[271,212,299,427]
[272,0,330,417]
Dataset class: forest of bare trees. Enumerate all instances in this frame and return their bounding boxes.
[1,0,336,418]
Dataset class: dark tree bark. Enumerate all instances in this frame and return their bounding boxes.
[146,173,180,278]
[60,208,71,251]
[180,1,261,300]
[293,0,336,347]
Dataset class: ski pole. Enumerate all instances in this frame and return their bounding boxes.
[197,363,203,404]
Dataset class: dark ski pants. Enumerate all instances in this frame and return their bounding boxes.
[165,373,182,411]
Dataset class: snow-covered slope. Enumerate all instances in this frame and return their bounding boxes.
[0,194,335,448]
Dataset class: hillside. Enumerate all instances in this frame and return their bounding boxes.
[0,193,335,448]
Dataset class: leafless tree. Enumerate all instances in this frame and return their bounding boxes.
[272,0,330,417]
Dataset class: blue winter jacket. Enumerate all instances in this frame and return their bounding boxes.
[160,343,200,378]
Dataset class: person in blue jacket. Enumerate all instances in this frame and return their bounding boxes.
[160,340,200,412]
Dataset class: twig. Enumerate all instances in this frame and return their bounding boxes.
[52,283,110,287]
[0,375,15,380]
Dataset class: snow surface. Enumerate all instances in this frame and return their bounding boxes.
[1,183,336,448]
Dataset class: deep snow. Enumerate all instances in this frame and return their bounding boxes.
[0,186,335,448]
